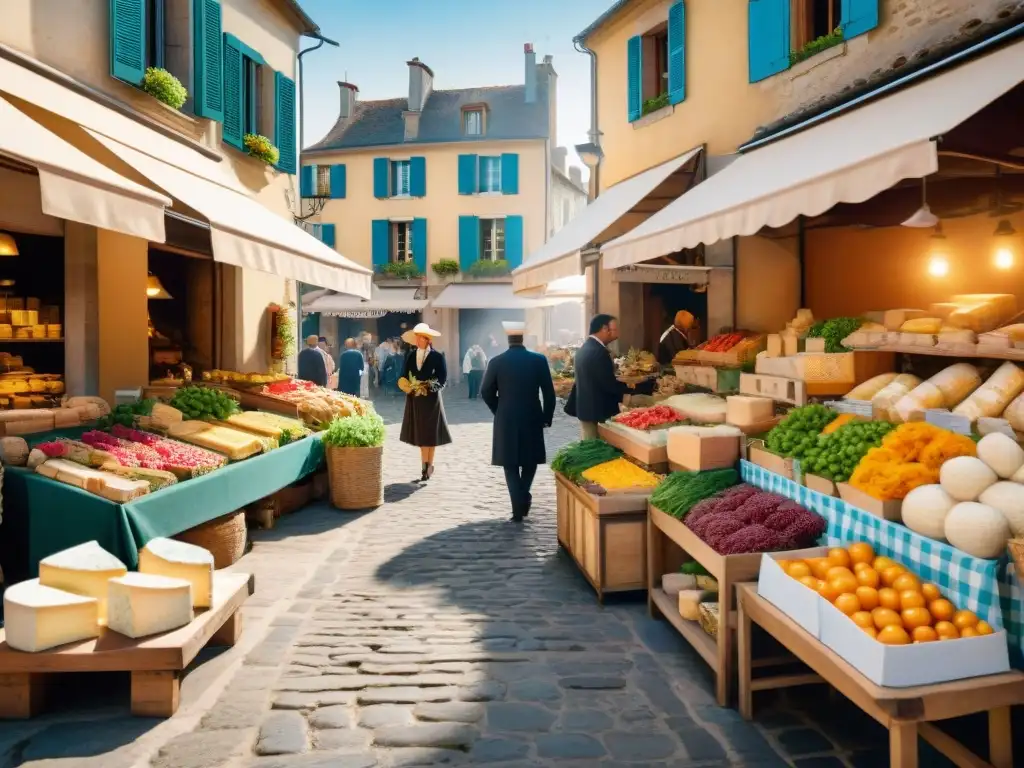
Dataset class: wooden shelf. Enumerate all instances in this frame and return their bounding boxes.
[0,338,64,343]
[651,587,717,667]
[852,344,1024,362]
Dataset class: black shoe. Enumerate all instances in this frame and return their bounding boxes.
[523,495,532,517]
[510,514,524,523]
[420,463,428,482]
[425,463,435,480]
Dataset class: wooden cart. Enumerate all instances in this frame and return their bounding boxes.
[555,472,648,601]
[736,583,1024,768]
[0,572,253,718]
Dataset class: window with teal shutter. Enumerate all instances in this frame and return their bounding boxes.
[458,216,480,271]
[626,35,642,122]
[221,34,243,148]
[500,154,519,195]
[373,158,390,198]
[329,165,346,199]
[504,216,524,269]
[110,0,147,85]
[412,218,427,275]
[841,0,879,39]
[748,0,790,83]
[371,220,390,271]
[458,154,478,195]
[667,1,686,105]
[274,72,297,174]
[320,224,336,249]
[410,157,426,197]
[300,166,314,197]
[192,0,223,121]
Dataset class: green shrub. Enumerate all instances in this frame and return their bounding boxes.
[142,67,188,109]
[790,27,844,65]
[431,259,460,277]
[641,92,669,116]
[380,261,421,279]
[467,259,510,277]
[322,412,385,448]
[243,134,280,165]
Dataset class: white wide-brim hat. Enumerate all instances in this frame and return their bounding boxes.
[401,322,442,345]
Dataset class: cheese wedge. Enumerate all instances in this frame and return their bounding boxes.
[39,541,127,624]
[139,538,214,608]
[97,476,151,503]
[4,578,100,652]
[107,573,194,639]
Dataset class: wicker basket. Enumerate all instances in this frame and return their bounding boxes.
[1009,539,1024,581]
[327,445,384,510]
[176,510,247,568]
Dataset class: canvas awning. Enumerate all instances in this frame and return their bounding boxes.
[601,37,1024,268]
[433,282,582,310]
[0,94,168,241]
[512,147,702,292]
[303,286,427,314]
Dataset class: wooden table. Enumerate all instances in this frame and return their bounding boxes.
[736,583,1024,768]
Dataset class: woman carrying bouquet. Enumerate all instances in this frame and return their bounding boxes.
[399,322,451,481]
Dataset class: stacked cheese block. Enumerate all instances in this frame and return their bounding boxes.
[3,538,215,653]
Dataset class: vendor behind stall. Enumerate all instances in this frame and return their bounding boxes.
[658,310,698,364]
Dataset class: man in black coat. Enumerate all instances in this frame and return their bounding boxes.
[481,321,556,522]
[571,314,628,439]
[297,335,328,387]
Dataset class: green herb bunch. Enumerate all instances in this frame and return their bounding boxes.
[169,386,241,421]
[649,469,738,519]
[322,412,385,448]
[97,399,156,429]
[550,439,622,483]
[806,317,863,353]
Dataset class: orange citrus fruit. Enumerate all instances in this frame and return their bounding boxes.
[877,588,901,611]
[901,607,932,630]
[921,583,941,602]
[912,626,938,643]
[834,593,861,616]
[787,561,811,579]
[853,561,872,573]
[892,573,921,593]
[878,625,911,645]
[929,599,955,622]
[776,560,794,572]
[826,566,854,581]
[818,581,841,602]
[952,610,979,631]
[851,611,874,629]
[959,626,979,638]
[881,566,907,587]
[873,556,896,572]
[798,575,820,590]
[976,621,994,636]
[934,621,959,640]
[855,568,880,589]
[848,542,875,565]
[855,586,880,611]
[807,558,832,580]
[829,573,859,595]
[899,590,926,610]
[827,548,852,569]
[861,626,878,638]
[872,607,902,629]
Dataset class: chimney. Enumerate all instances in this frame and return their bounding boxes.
[552,146,567,174]
[524,43,537,103]
[407,57,434,112]
[539,54,557,146]
[569,166,583,189]
[338,81,358,120]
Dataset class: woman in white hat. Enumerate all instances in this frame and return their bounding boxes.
[399,322,451,481]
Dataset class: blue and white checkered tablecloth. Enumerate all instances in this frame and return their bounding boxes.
[740,460,1024,667]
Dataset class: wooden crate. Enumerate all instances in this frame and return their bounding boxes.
[0,572,253,719]
[740,373,808,406]
[598,424,669,472]
[246,478,315,529]
[555,472,648,601]
[232,389,301,418]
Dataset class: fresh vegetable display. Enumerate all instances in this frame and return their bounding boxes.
[806,317,864,353]
[612,405,686,431]
[580,457,660,490]
[649,469,738,520]
[170,386,241,421]
[655,375,687,397]
[779,542,993,644]
[97,400,156,430]
[765,404,838,460]
[803,420,896,483]
[106,425,227,477]
[550,440,623,483]
[616,348,659,378]
[699,333,745,353]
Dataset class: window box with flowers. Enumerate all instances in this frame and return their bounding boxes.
[244,134,280,166]
[431,259,460,279]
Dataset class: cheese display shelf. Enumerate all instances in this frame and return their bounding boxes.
[850,344,1024,362]
[0,430,324,582]
[0,571,253,719]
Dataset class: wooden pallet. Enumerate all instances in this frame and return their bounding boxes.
[0,572,253,719]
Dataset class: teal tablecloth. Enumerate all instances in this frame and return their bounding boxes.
[1,434,324,578]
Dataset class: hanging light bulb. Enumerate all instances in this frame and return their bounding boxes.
[992,217,1017,270]
[927,223,949,277]
[146,274,173,299]
[902,177,940,228]
[928,256,950,277]
[994,248,1014,270]
[0,232,18,257]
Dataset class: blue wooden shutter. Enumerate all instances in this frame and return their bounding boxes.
[300,166,314,197]
[748,0,790,83]
[110,0,147,85]
[320,224,336,249]
[412,218,427,275]
[372,220,390,270]
[373,158,390,198]
[329,165,346,199]
[667,1,686,105]
[504,216,524,269]
[457,154,478,195]
[500,154,519,195]
[458,216,480,271]
[274,72,297,174]
[409,156,427,197]
[841,0,879,39]
[221,34,243,149]
[192,0,224,121]
[627,35,642,122]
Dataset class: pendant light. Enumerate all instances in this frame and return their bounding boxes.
[0,232,18,257]
[990,168,1017,269]
[146,274,173,300]
[926,223,949,277]
[902,177,940,228]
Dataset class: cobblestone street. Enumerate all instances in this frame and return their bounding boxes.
[0,395,966,767]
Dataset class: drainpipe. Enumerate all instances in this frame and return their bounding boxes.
[573,37,600,196]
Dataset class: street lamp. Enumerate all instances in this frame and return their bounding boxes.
[574,142,604,171]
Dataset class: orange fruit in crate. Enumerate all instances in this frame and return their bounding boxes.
[959,626,980,638]
[798,576,820,591]
[877,588,901,611]
[934,621,959,640]
[776,560,794,572]
[818,581,842,602]
[952,610,979,631]
[872,607,902,629]
[881,566,907,587]
[834,593,861,616]
[826,566,854,581]
[848,542,875,565]
[878,625,911,645]
[912,626,938,643]
[827,548,852,569]
[892,573,921,593]
[855,586,880,611]
[901,607,932,630]
[855,568,880,589]
[899,590,926,611]
[873,556,896,572]
[787,561,811,579]
[808,558,832,580]
[976,621,995,636]
[829,573,860,596]
[862,626,878,639]
[929,599,955,622]
[851,611,874,629]
[921,583,941,602]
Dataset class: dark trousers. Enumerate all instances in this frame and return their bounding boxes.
[467,369,483,399]
[503,464,538,518]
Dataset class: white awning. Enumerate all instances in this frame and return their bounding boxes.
[304,286,427,314]
[89,133,372,298]
[512,147,701,292]
[602,37,1024,268]
[0,94,168,241]
[433,282,582,310]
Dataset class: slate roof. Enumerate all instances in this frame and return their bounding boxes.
[305,83,550,153]
[575,0,633,43]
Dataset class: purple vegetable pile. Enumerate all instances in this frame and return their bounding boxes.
[685,485,826,555]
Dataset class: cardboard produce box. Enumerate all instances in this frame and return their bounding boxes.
[746,441,794,480]
[803,473,838,497]
[757,549,828,637]
[837,483,902,522]
[667,426,742,471]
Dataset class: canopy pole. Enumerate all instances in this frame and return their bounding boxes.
[797,216,807,308]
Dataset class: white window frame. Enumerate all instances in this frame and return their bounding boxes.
[391,221,413,263]
[479,156,501,194]
[316,165,331,197]
[463,109,483,136]
[390,160,411,197]
[480,217,506,262]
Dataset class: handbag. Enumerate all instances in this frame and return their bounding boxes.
[563,383,577,417]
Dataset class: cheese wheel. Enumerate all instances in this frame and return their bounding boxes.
[139,538,214,608]
[106,573,193,639]
[3,579,100,652]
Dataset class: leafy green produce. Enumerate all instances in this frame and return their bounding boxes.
[680,561,710,576]
[322,412,385,448]
[169,386,241,421]
[650,468,738,519]
[550,440,622,483]
[806,317,864,353]
[803,419,896,482]
[97,399,155,429]
[766,404,837,460]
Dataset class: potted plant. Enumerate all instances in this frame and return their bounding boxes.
[431,259,460,279]
[243,134,280,166]
[142,67,188,110]
[467,259,510,278]
[380,261,422,280]
[322,411,385,510]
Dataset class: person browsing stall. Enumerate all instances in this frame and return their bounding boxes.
[568,314,629,440]
[298,335,328,387]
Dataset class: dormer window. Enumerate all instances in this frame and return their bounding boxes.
[462,107,485,136]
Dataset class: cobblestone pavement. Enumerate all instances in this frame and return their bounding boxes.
[2,394,981,767]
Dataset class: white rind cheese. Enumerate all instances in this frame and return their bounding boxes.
[38,541,127,625]
[4,578,100,652]
[139,538,215,608]
[106,573,193,639]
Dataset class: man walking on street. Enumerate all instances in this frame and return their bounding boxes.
[481,321,555,522]
[568,314,629,440]
[298,335,328,386]
[338,338,365,397]
[462,343,487,400]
